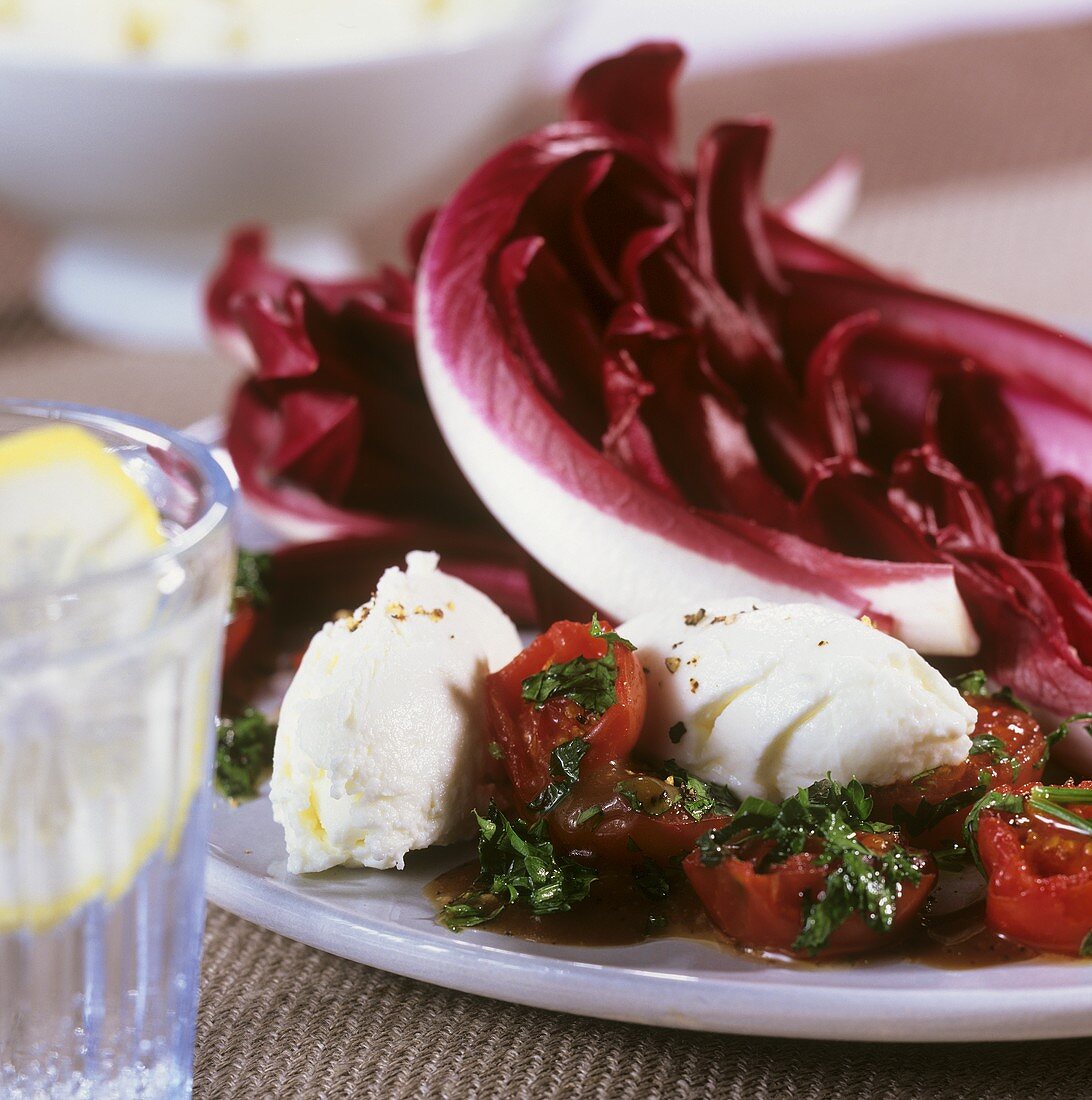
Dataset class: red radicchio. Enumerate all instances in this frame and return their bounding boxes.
[414,42,1092,771]
[207,228,535,621]
[212,43,1092,773]
[416,43,976,659]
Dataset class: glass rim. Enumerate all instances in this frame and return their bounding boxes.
[0,398,235,604]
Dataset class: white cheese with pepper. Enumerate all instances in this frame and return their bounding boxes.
[619,600,976,803]
[270,551,520,873]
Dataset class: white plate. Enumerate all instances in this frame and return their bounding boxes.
[197,420,1092,1042]
[207,791,1092,1042]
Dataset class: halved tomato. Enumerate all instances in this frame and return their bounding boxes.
[975,781,1092,956]
[548,762,732,868]
[683,831,937,959]
[485,619,646,806]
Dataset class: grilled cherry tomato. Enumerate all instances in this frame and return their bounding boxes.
[869,696,1044,847]
[683,831,937,959]
[548,762,731,868]
[976,782,1092,956]
[485,619,646,807]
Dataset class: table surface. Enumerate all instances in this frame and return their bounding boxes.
[2,18,1091,1099]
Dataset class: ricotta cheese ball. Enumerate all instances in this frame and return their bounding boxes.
[270,551,520,873]
[620,600,976,802]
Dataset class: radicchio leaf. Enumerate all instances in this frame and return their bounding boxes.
[208,229,535,621]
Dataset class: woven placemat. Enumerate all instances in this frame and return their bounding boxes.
[195,906,1088,1100]
[2,16,1091,1099]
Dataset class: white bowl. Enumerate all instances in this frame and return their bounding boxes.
[0,4,567,346]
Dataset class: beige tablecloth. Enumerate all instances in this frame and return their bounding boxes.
[2,18,1091,1099]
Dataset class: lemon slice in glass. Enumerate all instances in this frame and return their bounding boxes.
[0,423,180,934]
[0,423,165,591]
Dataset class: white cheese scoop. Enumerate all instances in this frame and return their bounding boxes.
[270,551,520,873]
[620,600,976,803]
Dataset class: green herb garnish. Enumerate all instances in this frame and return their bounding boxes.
[657,759,738,821]
[952,670,988,696]
[963,788,1025,875]
[588,612,637,651]
[951,670,1030,714]
[232,550,272,609]
[969,732,1017,773]
[891,784,986,838]
[527,737,589,814]
[614,762,737,821]
[440,804,596,932]
[520,615,635,717]
[668,722,687,745]
[697,777,922,955]
[215,708,277,800]
[487,741,505,761]
[575,804,603,827]
[1081,929,1092,958]
[633,859,671,901]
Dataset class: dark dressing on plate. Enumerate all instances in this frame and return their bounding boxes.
[426,863,1056,969]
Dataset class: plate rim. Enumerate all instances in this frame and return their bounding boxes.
[206,841,1092,1043]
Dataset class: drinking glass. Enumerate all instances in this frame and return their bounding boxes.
[0,401,235,1098]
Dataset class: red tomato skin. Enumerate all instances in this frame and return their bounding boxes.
[978,782,1092,957]
[546,763,731,868]
[485,620,646,806]
[869,697,1045,848]
[683,836,937,959]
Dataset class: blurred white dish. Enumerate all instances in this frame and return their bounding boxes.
[0,0,536,66]
[0,1,566,348]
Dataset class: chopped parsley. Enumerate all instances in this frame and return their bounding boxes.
[696,777,924,955]
[951,669,988,696]
[657,759,738,821]
[633,859,672,938]
[950,670,1029,713]
[969,732,1015,769]
[527,737,589,814]
[232,550,272,609]
[575,804,603,826]
[439,804,596,931]
[588,613,636,650]
[892,784,986,838]
[633,859,671,902]
[520,615,636,717]
[614,762,737,821]
[1081,930,1092,959]
[487,741,505,761]
[215,708,277,800]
